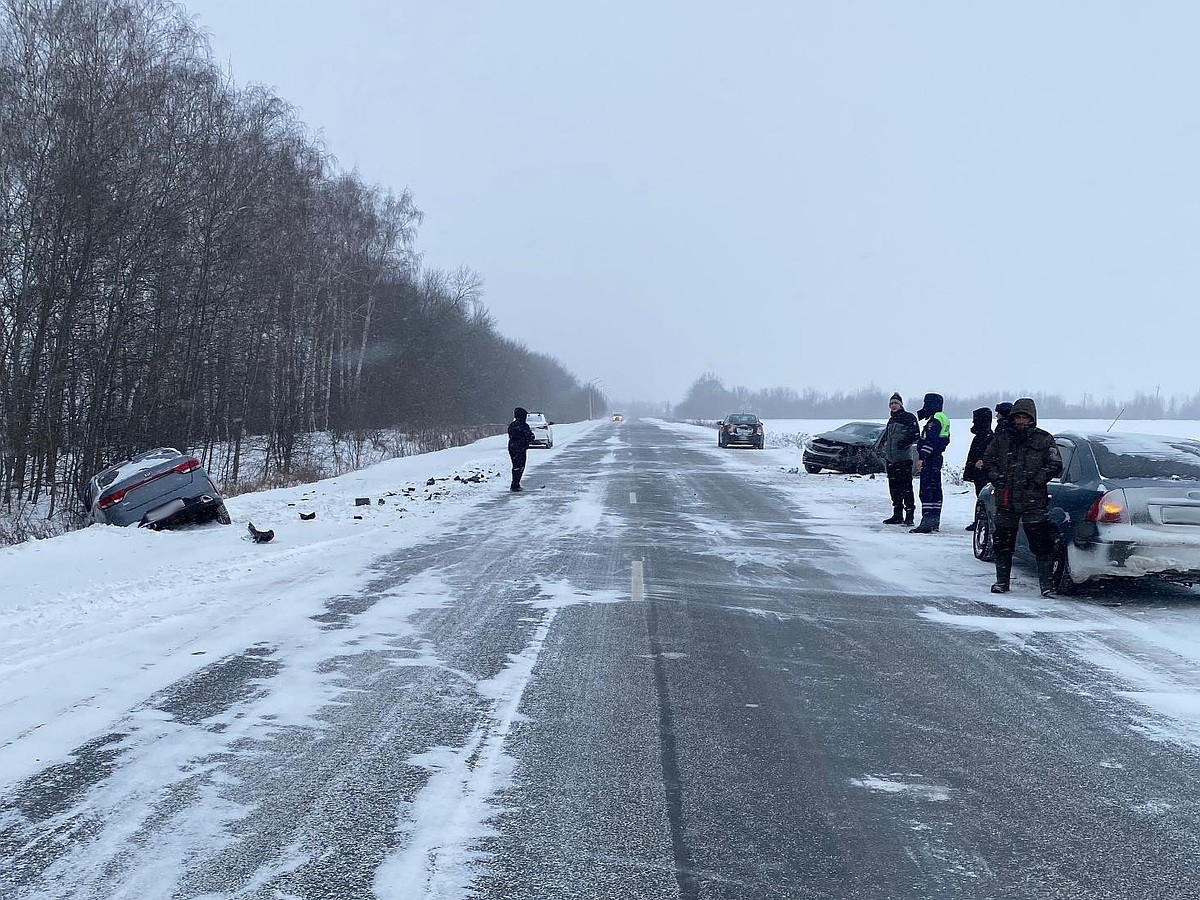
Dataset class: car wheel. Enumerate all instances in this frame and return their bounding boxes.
[803,464,821,474]
[1052,542,1081,596]
[972,501,994,562]
[215,505,232,526]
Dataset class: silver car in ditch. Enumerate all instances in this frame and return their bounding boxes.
[85,447,231,529]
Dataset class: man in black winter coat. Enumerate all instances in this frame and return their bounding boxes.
[507,407,536,492]
[982,397,1063,596]
[994,401,1014,436]
[875,392,920,525]
[963,406,994,500]
[967,401,1012,499]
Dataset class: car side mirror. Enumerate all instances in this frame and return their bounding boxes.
[548,420,555,426]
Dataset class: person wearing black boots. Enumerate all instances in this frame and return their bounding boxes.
[910,392,951,533]
[876,393,919,525]
[982,397,1062,595]
[507,407,536,492]
[962,407,995,530]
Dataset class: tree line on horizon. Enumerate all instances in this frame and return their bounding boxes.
[674,373,1200,421]
[0,0,602,523]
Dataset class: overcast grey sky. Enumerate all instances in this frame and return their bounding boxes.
[183,1,1200,405]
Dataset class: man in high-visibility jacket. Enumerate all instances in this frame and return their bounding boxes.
[911,392,951,533]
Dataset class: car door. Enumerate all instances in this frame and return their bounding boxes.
[1047,437,1100,545]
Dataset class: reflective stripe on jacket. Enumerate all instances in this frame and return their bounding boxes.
[917,411,950,459]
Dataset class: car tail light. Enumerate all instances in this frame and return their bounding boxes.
[98,488,128,509]
[1086,489,1129,524]
[172,457,201,474]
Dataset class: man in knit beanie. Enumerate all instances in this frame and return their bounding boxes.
[875,392,919,525]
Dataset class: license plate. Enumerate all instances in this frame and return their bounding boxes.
[1162,506,1200,525]
[143,497,186,524]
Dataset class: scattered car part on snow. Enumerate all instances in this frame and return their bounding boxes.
[247,522,275,543]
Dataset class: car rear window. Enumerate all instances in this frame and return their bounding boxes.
[1089,434,1200,480]
[727,415,759,425]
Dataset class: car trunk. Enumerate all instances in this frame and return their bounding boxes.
[1124,484,1200,529]
[123,470,200,509]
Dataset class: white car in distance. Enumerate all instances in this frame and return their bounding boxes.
[527,411,554,448]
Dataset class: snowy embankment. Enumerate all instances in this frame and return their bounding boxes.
[0,421,602,785]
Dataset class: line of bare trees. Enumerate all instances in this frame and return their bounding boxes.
[0,0,599,526]
[675,373,1200,420]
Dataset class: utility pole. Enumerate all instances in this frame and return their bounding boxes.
[586,377,604,420]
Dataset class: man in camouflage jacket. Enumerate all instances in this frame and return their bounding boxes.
[982,397,1063,595]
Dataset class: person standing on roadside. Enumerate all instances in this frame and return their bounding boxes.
[967,401,1014,492]
[962,407,995,530]
[508,407,536,492]
[994,401,1014,436]
[910,392,951,533]
[982,397,1063,596]
[876,393,920,525]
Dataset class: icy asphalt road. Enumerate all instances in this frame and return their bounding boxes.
[3,419,1200,899]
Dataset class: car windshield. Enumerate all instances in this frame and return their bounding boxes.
[726,415,759,425]
[834,423,883,439]
[1089,434,1200,480]
[526,414,547,424]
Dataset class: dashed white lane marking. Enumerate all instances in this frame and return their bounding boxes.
[632,559,644,603]
[630,491,638,504]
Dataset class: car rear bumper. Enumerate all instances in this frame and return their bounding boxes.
[1067,539,1200,584]
[140,494,227,529]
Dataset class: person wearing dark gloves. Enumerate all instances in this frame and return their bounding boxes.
[507,407,536,492]
[876,392,920,525]
[982,397,1063,595]
[910,392,951,533]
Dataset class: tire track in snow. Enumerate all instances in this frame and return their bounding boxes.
[374,607,559,898]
